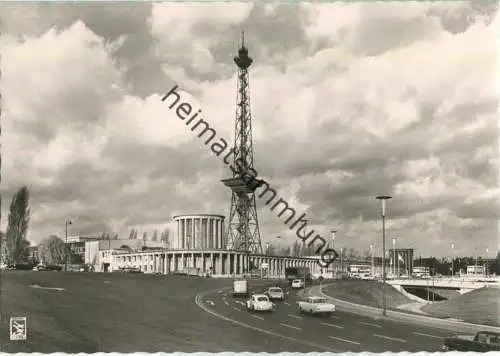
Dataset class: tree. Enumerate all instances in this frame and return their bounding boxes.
[128,228,135,240]
[38,235,66,264]
[160,228,170,248]
[291,241,301,257]
[152,230,158,241]
[5,186,31,264]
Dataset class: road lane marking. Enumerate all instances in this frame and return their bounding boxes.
[374,334,407,343]
[328,336,360,345]
[231,307,241,312]
[320,322,344,329]
[330,315,340,320]
[104,281,111,284]
[358,321,382,328]
[224,301,230,306]
[280,323,302,331]
[288,314,303,320]
[29,285,65,291]
[252,315,265,320]
[412,332,445,339]
[195,289,340,352]
[284,302,291,306]
[217,290,223,293]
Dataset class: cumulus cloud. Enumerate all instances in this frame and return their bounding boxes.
[1,2,498,258]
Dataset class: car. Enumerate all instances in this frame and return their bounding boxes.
[265,287,285,301]
[442,331,500,352]
[297,296,336,316]
[246,294,275,312]
[291,279,305,289]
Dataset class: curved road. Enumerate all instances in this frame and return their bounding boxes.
[196,283,455,352]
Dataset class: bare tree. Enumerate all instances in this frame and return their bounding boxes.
[160,228,170,248]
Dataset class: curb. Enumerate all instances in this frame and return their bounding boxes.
[311,284,500,334]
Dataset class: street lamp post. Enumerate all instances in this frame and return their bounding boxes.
[340,247,344,276]
[376,195,392,317]
[330,230,337,277]
[370,244,374,278]
[485,248,489,276]
[164,229,169,275]
[64,219,72,272]
[451,242,455,277]
[392,238,396,277]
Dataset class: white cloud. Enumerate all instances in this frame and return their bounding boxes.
[2,3,497,258]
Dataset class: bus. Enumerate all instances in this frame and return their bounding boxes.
[285,267,312,283]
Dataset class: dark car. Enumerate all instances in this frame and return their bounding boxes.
[443,331,500,352]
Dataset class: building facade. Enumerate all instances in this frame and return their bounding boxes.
[110,248,323,278]
[66,235,102,262]
[173,214,225,250]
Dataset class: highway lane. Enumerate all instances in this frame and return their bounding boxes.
[198,283,455,352]
[1,272,314,353]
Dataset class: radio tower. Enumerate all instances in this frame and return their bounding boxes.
[222,33,264,264]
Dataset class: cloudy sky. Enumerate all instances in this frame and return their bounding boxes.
[1,1,499,258]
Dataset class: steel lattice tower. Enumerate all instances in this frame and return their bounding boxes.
[222,33,264,259]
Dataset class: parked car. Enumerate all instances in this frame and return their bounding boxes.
[442,331,500,352]
[246,294,275,312]
[291,279,305,289]
[298,296,336,316]
[265,287,285,301]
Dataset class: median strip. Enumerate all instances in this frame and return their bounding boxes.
[280,323,302,331]
[328,335,360,345]
[320,322,344,329]
[373,334,407,343]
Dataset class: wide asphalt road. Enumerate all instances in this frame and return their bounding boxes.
[197,283,456,352]
[1,271,306,353]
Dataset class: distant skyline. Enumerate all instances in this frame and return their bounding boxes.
[1,2,499,258]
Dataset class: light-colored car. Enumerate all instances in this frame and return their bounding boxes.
[298,296,336,316]
[291,279,305,289]
[265,287,285,301]
[246,294,275,312]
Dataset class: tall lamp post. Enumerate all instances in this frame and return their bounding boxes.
[370,244,374,278]
[64,219,72,272]
[376,195,392,317]
[164,229,170,275]
[340,247,344,276]
[485,248,489,276]
[392,238,396,277]
[330,230,337,277]
[451,242,455,277]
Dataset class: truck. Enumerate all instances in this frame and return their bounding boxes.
[232,278,249,297]
[285,267,312,283]
[442,331,500,352]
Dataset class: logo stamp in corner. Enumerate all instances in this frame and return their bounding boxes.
[10,317,27,341]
